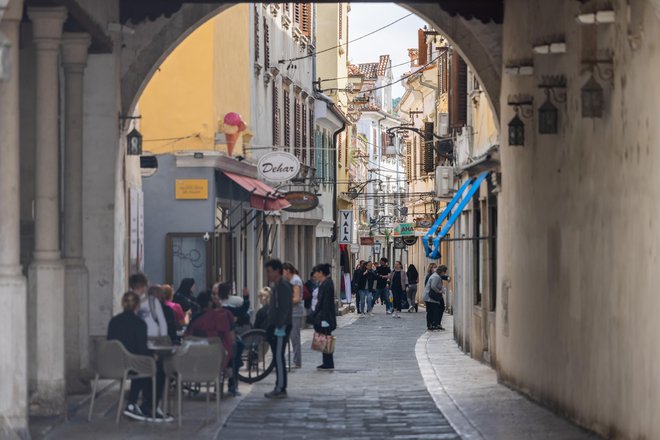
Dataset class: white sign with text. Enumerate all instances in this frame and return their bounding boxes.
[339,210,353,244]
[257,151,301,182]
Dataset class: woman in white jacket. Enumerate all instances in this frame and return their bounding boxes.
[137,285,168,338]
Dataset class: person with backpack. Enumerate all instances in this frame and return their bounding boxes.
[129,273,168,339]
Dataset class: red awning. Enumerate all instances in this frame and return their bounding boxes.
[223,172,290,211]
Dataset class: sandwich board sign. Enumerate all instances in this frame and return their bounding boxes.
[339,210,353,244]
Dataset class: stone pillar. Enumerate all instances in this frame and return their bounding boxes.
[0,0,28,436]
[61,32,91,393]
[27,5,67,414]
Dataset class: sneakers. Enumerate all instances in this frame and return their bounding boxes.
[264,389,288,399]
[156,407,174,423]
[408,306,415,313]
[359,313,366,318]
[369,312,374,317]
[123,403,147,421]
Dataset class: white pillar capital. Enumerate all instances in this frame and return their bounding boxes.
[27,6,67,51]
[61,32,90,72]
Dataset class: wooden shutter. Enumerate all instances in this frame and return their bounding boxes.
[418,29,427,65]
[412,136,417,180]
[294,97,301,158]
[272,84,280,146]
[254,5,260,63]
[309,105,315,168]
[338,132,342,165]
[406,142,412,182]
[284,89,290,148]
[301,3,312,37]
[338,4,342,39]
[263,17,270,68]
[450,52,468,128]
[294,3,301,26]
[344,130,349,168]
[423,121,435,174]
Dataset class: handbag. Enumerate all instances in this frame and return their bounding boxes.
[311,332,336,354]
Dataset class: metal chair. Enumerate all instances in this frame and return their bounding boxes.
[88,340,157,424]
[167,342,226,427]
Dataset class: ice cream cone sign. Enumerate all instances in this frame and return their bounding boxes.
[219,112,247,156]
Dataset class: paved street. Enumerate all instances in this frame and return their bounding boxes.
[37,307,601,440]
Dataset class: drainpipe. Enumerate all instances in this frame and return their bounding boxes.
[330,117,347,243]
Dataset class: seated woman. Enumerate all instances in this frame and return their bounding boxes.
[107,291,172,422]
[253,287,271,330]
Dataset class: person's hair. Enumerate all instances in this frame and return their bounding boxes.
[265,259,284,274]
[427,263,437,275]
[129,272,148,290]
[161,284,174,300]
[147,285,162,298]
[313,263,331,276]
[176,278,195,296]
[258,287,271,304]
[217,282,232,300]
[380,257,388,264]
[437,265,448,275]
[395,260,402,268]
[121,291,140,312]
[282,262,299,275]
[407,264,418,278]
[197,290,213,310]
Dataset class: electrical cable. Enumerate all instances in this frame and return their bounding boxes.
[278,13,414,64]
[318,59,414,83]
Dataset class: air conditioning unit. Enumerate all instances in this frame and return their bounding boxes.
[435,166,454,197]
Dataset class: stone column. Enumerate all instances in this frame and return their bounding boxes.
[61,32,91,393]
[0,0,28,435]
[27,5,67,414]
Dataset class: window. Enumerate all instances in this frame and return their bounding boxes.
[489,202,497,311]
[338,3,342,39]
[284,89,290,149]
[254,5,260,63]
[301,3,312,36]
[263,17,270,68]
[309,104,315,167]
[406,142,412,182]
[337,132,342,165]
[301,101,307,164]
[473,195,482,306]
[294,3,301,26]
[344,130,349,169]
[423,121,435,174]
[272,84,280,145]
[450,52,468,128]
[166,233,211,293]
[294,96,301,158]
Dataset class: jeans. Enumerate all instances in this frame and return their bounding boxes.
[392,287,404,312]
[291,314,304,367]
[407,284,418,310]
[376,288,391,312]
[358,290,371,314]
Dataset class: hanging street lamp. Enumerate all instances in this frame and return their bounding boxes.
[507,94,534,147]
[581,74,604,118]
[508,111,525,146]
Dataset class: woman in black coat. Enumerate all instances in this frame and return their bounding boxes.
[312,263,337,370]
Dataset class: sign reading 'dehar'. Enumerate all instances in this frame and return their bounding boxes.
[283,191,319,213]
[175,179,209,200]
[257,151,301,182]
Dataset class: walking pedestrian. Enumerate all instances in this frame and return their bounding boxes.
[389,261,408,318]
[283,262,304,368]
[375,258,392,313]
[264,259,292,399]
[352,261,366,314]
[312,263,337,370]
[406,264,419,313]
[423,265,447,330]
[364,261,377,316]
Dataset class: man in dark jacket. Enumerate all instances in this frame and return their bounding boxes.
[107,291,171,422]
[264,259,292,399]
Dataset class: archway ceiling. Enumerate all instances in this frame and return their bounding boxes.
[120,0,503,25]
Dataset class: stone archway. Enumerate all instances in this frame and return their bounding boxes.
[120,2,502,123]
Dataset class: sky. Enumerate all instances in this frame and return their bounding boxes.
[347,3,429,99]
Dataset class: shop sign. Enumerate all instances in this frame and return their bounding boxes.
[402,236,418,246]
[360,236,375,245]
[257,151,300,182]
[175,179,208,200]
[283,191,319,213]
[339,210,353,244]
[373,242,382,255]
[350,244,360,254]
[394,237,406,249]
[393,223,415,236]
[416,219,433,228]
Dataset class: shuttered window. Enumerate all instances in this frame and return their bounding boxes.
[417,29,427,65]
[338,132,342,165]
[254,5,260,63]
[301,101,307,164]
[272,84,280,146]
[450,52,468,128]
[284,89,291,149]
[406,142,412,182]
[263,17,270,68]
[309,103,315,168]
[301,3,312,36]
[294,97,301,158]
[294,3,301,26]
[412,136,417,180]
[344,130,349,169]
[423,121,435,174]
[338,4,342,39]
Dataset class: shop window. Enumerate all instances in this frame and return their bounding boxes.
[166,233,211,293]
[489,203,497,311]
[473,196,482,306]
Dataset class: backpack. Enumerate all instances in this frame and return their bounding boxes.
[303,283,312,301]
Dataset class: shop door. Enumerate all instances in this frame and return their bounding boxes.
[166,233,212,292]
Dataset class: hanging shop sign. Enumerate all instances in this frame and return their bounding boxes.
[402,236,418,246]
[415,219,433,229]
[350,244,360,254]
[339,210,353,244]
[257,151,301,182]
[373,241,382,255]
[393,237,406,249]
[175,179,209,200]
[283,191,319,213]
[393,222,415,237]
[360,236,375,246]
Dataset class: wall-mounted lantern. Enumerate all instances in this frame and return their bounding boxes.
[581,74,604,118]
[507,94,534,147]
[127,128,143,156]
[538,75,567,135]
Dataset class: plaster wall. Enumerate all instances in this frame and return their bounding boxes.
[498,0,660,438]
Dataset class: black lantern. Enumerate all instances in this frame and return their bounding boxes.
[538,93,559,134]
[508,112,525,146]
[581,74,604,118]
[127,128,142,156]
